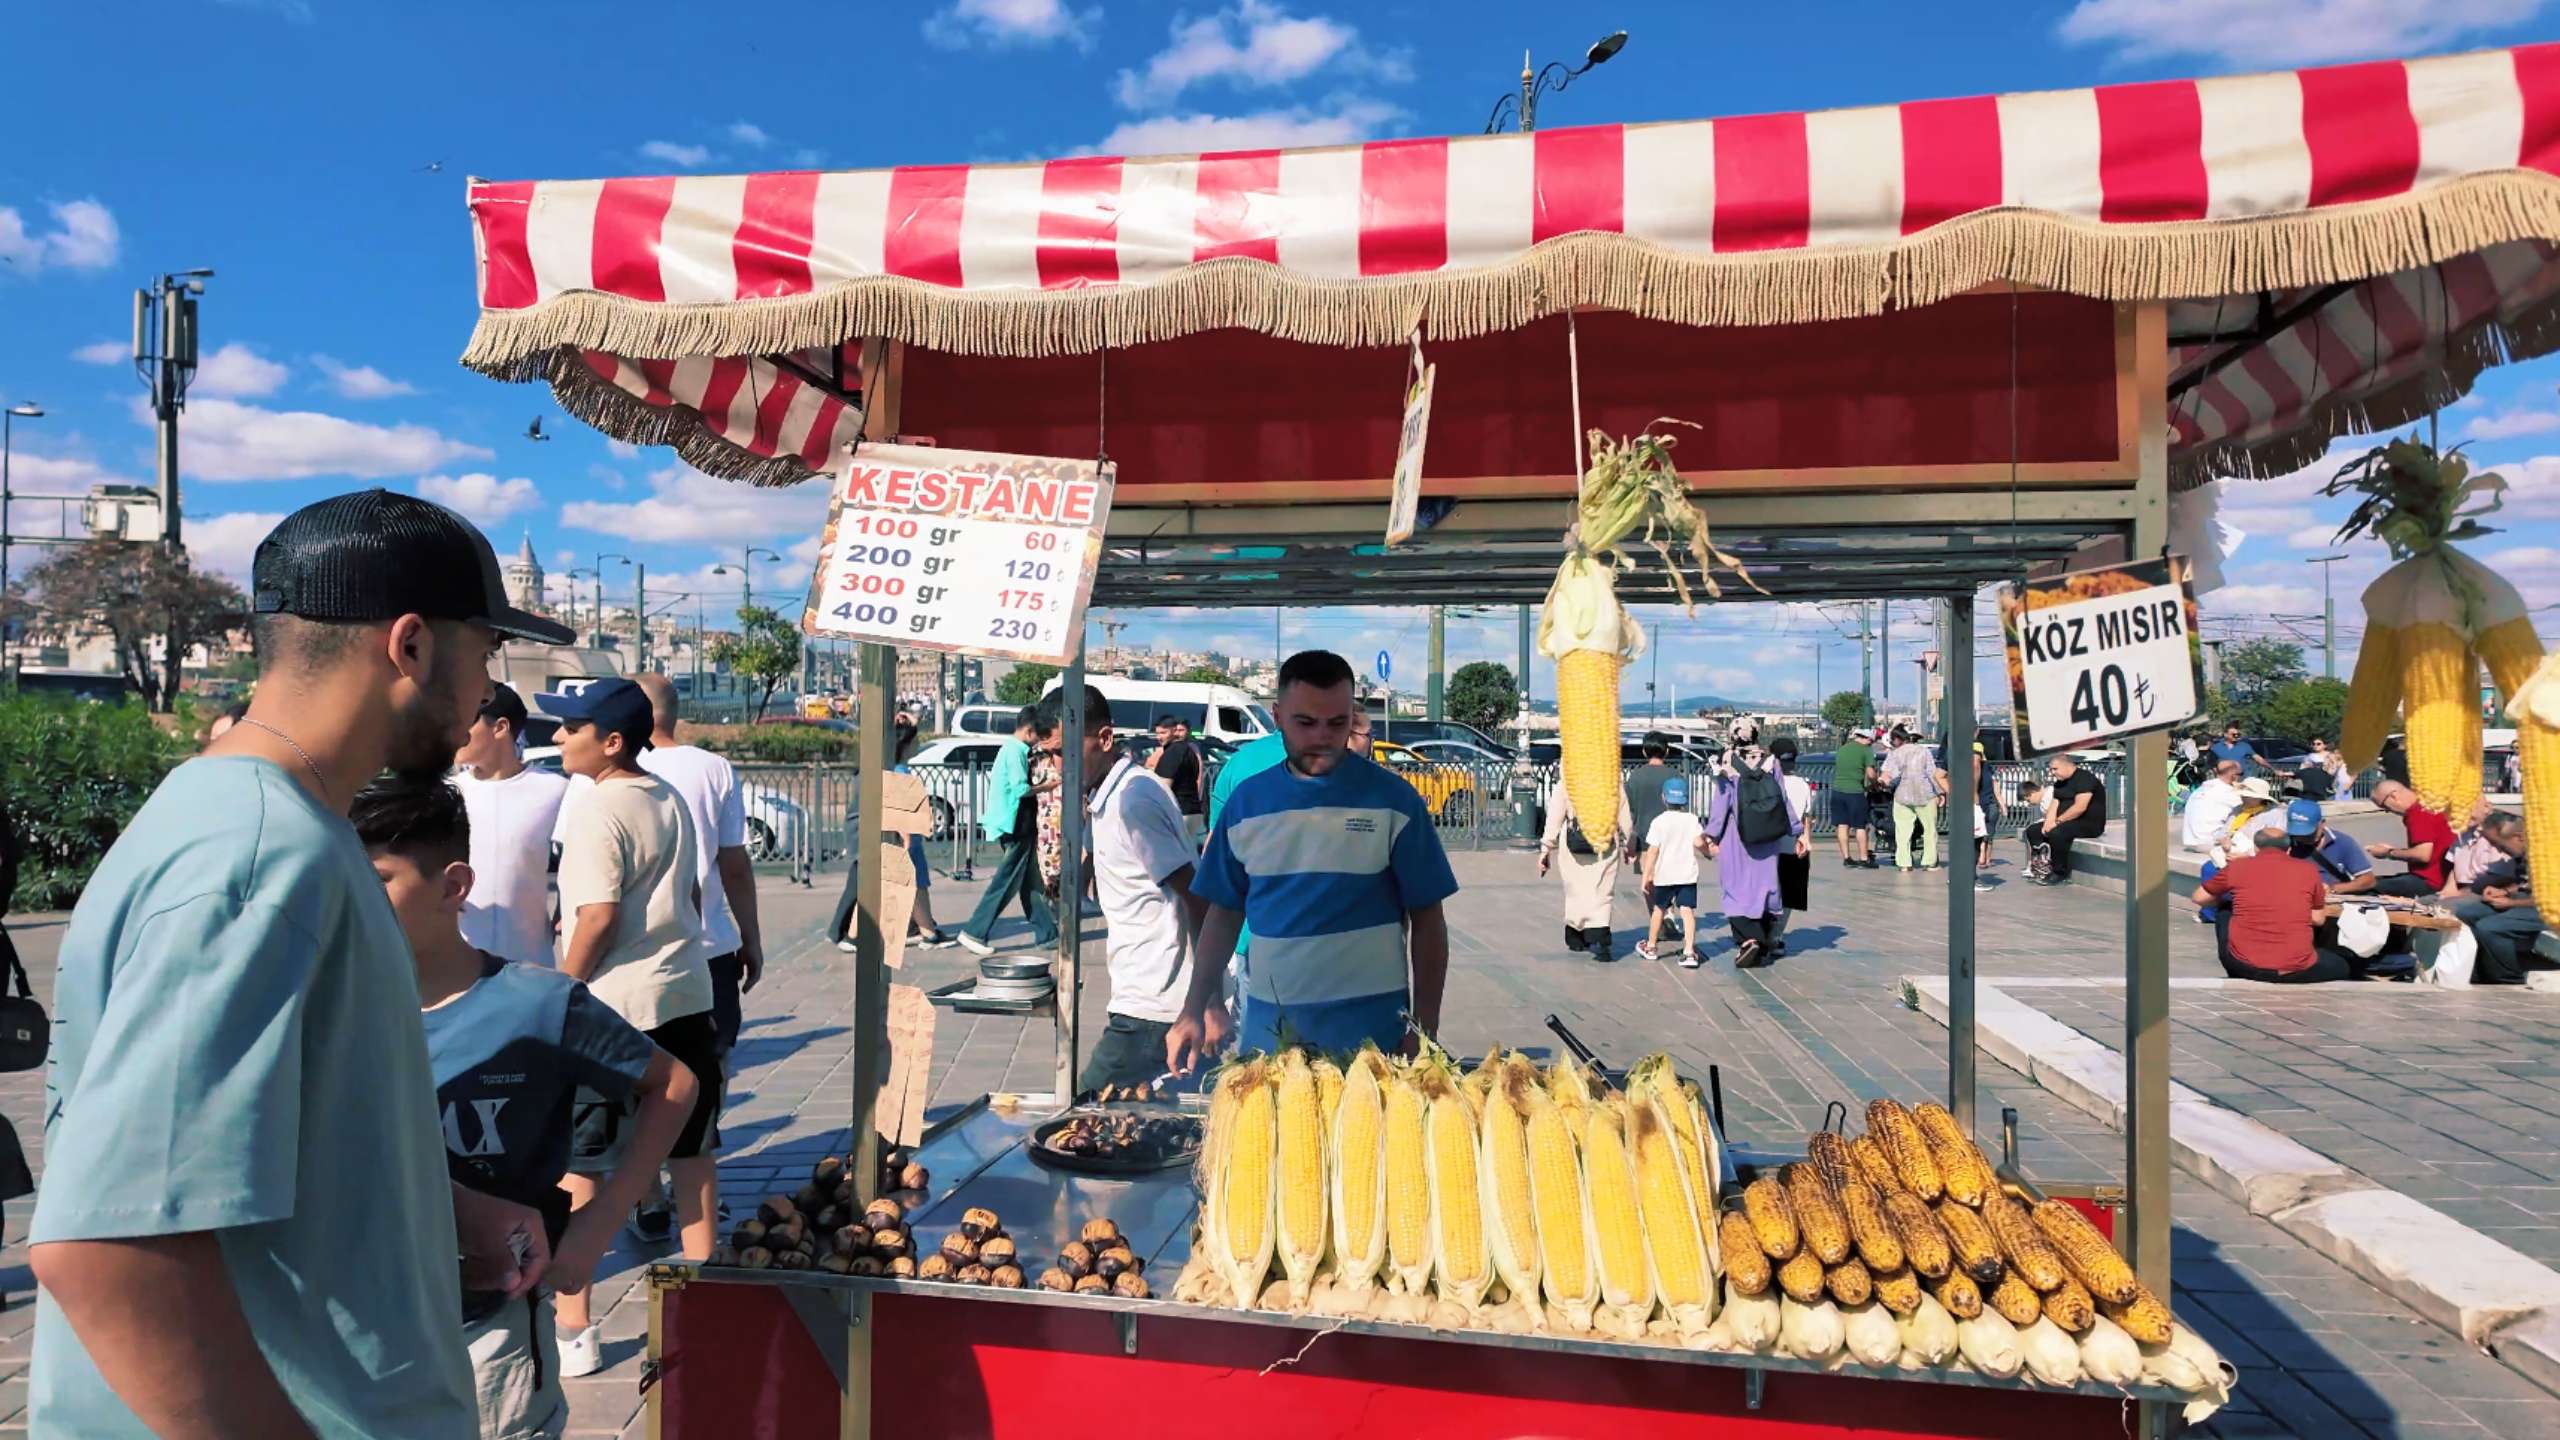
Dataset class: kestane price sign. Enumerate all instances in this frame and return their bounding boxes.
[2000,556,2204,757]
[801,443,1114,665]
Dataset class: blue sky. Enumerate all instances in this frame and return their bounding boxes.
[5,0,2558,709]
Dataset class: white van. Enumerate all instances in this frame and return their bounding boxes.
[1038,676,1275,744]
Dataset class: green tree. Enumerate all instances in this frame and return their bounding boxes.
[1173,663,1234,686]
[708,605,802,721]
[1821,689,1875,734]
[0,693,190,907]
[21,540,247,713]
[2209,638,2308,733]
[1446,661,1518,733]
[2260,677,2350,747]
[994,662,1058,707]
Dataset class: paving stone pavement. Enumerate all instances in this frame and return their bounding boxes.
[5,839,2556,1437]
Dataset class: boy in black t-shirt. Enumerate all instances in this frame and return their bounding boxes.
[354,776,698,1436]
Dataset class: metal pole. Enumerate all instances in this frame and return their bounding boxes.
[2,408,16,601]
[1946,594,1979,1133]
[1880,602,1892,713]
[1517,604,1533,752]
[846,642,895,1206]
[1427,606,1446,721]
[1860,604,1873,716]
[1055,649,1089,1101]
[693,593,705,695]
[2125,303,2173,1297]
[635,563,648,673]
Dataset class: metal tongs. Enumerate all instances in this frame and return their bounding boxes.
[1544,1013,1728,1140]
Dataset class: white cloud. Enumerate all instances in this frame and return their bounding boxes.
[639,140,714,169]
[311,354,419,399]
[1115,2,1401,110]
[2487,453,2560,519]
[559,462,831,545]
[191,343,291,399]
[188,511,289,584]
[417,473,543,526]
[2203,581,2324,617]
[586,463,629,491]
[0,198,121,275]
[2466,406,2560,441]
[163,397,492,482]
[727,121,771,148]
[790,147,825,168]
[604,438,641,459]
[925,0,1098,50]
[71,339,126,365]
[2057,0,2542,68]
[1098,98,1404,156]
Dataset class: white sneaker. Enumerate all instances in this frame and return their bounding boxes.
[835,939,857,953]
[557,1322,604,1378]
[1678,951,1703,970]
[1635,940,1659,963]
[955,931,995,957]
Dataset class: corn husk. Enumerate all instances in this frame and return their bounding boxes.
[2018,1316,2084,1387]
[2078,1314,2143,1386]
[1842,1300,1902,1367]
[1956,1311,2024,1379]
[1779,1297,1845,1361]
[1723,1281,1782,1351]
[1897,1294,1960,1367]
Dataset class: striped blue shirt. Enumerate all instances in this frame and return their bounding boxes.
[1193,753,1459,1006]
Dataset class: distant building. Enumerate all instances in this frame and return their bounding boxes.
[503,533,545,614]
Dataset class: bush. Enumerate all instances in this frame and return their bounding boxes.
[1,694,192,911]
[688,723,864,764]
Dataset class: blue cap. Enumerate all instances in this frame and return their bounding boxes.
[2284,798,2322,837]
[1663,776,1690,807]
[538,677,654,749]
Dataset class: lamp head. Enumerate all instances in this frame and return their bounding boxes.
[1586,30,1627,66]
[5,404,41,418]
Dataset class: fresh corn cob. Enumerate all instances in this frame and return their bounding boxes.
[1988,1272,2044,1328]
[2451,677,2486,820]
[1382,1060,1435,1295]
[2030,1199,2139,1306]
[1824,1257,1873,1308]
[1480,1063,1543,1310]
[1665,1073,1723,1250]
[2042,1275,2097,1334]
[1547,1057,1596,1142]
[1936,1198,2007,1286]
[1929,1269,1984,1321]
[1554,648,1628,853]
[2341,623,2401,771]
[1777,1249,1826,1305]
[2487,631,2560,929]
[1742,1177,1800,1261]
[1872,1265,1922,1317]
[1420,1054,1491,1311]
[1805,1131,1859,1198]
[1910,1103,1997,1209]
[1523,1086,1598,1329]
[1329,1044,1389,1294]
[1461,1046,1501,1112]
[1216,1060,1277,1310]
[1271,1051,1328,1308]
[1630,1103,1714,1334]
[2102,1285,2174,1347]
[1982,1191,2069,1294]
[1884,1192,1953,1280]
[1839,1179,1904,1274]
[1312,1057,1344,1150]
[1866,1100,1944,1201]
[1785,1163,1852,1266]
[1718,1212,1773,1297]
[2404,621,2481,814]
[1849,1135,1906,1195]
[1581,1097,1655,1323]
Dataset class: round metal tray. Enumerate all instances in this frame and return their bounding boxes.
[979,957,1055,981]
[1028,1106,1202,1175]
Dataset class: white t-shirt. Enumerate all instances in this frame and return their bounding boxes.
[557,772,713,1032]
[1645,810,1706,886]
[640,744,749,957]
[2181,777,2242,850]
[452,765,570,967]
[1088,757,1198,1024]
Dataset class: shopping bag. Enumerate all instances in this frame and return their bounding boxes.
[2334,904,2389,961]
[2418,926,2477,986]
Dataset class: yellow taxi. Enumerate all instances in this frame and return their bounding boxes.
[1369,740,1483,826]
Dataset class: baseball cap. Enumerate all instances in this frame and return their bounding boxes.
[2284,798,2323,837]
[478,682,529,731]
[538,678,654,750]
[251,490,574,645]
[1663,776,1690,807]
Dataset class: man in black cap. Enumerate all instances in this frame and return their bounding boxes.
[31,490,571,1439]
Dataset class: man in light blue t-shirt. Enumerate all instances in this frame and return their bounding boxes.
[1168,651,1458,1072]
[31,491,570,1439]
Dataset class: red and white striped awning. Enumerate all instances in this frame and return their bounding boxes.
[464,43,2560,490]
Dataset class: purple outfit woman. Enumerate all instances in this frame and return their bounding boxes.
[1703,746,1805,967]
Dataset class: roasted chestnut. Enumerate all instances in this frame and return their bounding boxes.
[1037,1267,1076,1292]
[955,1263,992,1286]
[916,1253,955,1281]
[1073,1274,1110,1294]
[1057,1242,1094,1278]
[1112,1272,1151,1300]
[978,1236,1018,1269]
[958,1207,1003,1243]
[989,1264,1025,1289]
[1079,1219,1122,1249]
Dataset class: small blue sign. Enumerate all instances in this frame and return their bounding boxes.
[1375,650,1392,682]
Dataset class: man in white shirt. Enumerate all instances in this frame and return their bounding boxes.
[1064,686,1203,1092]
[451,683,570,966]
[630,674,764,1059]
[2181,758,2245,851]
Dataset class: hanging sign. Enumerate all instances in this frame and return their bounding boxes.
[802,443,1114,666]
[1385,331,1434,547]
[2000,555,2205,756]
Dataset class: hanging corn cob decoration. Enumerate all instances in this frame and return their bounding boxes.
[2512,652,2560,928]
[1538,422,1758,852]
[2325,440,2546,829]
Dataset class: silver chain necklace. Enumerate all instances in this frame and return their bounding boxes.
[235,717,332,797]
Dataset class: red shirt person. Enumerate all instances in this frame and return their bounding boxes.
[2370,781,2456,896]
[2195,803,2360,983]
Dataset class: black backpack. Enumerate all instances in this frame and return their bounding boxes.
[1733,765,1792,847]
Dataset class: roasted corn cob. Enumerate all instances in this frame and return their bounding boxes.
[1872,1265,1923,1317]
[2102,1285,2174,1347]
[2030,1199,2139,1306]
[1777,1249,1827,1305]
[1936,1198,2007,1286]
[1786,1163,1852,1266]
[1867,1100,1944,1201]
[2042,1275,2097,1335]
[1824,1258,1873,1308]
[1839,1179,1904,1274]
[1929,1269,1984,1321]
[1718,1212,1773,1297]
[1850,1135,1906,1195]
[1911,1103,1997,1209]
[1982,1191,2068,1294]
[1989,1272,2044,1328]
[1806,1131,1860,1198]
[1884,1191,1953,1280]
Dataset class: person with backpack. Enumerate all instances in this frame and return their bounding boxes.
[1704,718,1806,969]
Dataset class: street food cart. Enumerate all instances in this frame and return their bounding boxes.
[461,41,2560,1438]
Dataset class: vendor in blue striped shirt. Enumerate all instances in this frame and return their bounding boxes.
[1167,650,1460,1071]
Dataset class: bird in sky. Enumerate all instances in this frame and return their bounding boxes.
[525,417,550,442]
[419,161,445,172]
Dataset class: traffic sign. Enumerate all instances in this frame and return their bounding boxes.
[1375,650,1392,682]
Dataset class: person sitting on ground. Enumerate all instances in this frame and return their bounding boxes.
[2022,753,2106,884]
[352,775,698,1439]
[2369,780,2458,897]
[2442,811,2551,984]
[2440,797,2500,893]
[2302,812,2377,896]
[2194,811,2363,984]
[2180,759,2245,852]
[2216,778,2280,867]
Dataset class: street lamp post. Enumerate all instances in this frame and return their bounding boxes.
[2,402,44,602]
[565,568,597,646]
[739,545,782,613]
[594,553,631,654]
[2306,553,2352,680]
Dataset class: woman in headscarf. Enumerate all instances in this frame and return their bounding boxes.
[1704,717,1807,968]
[1538,774,1634,963]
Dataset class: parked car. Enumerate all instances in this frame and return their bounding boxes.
[1370,717,1514,756]
[523,745,810,862]
[907,735,1005,841]
[1371,741,1484,826]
